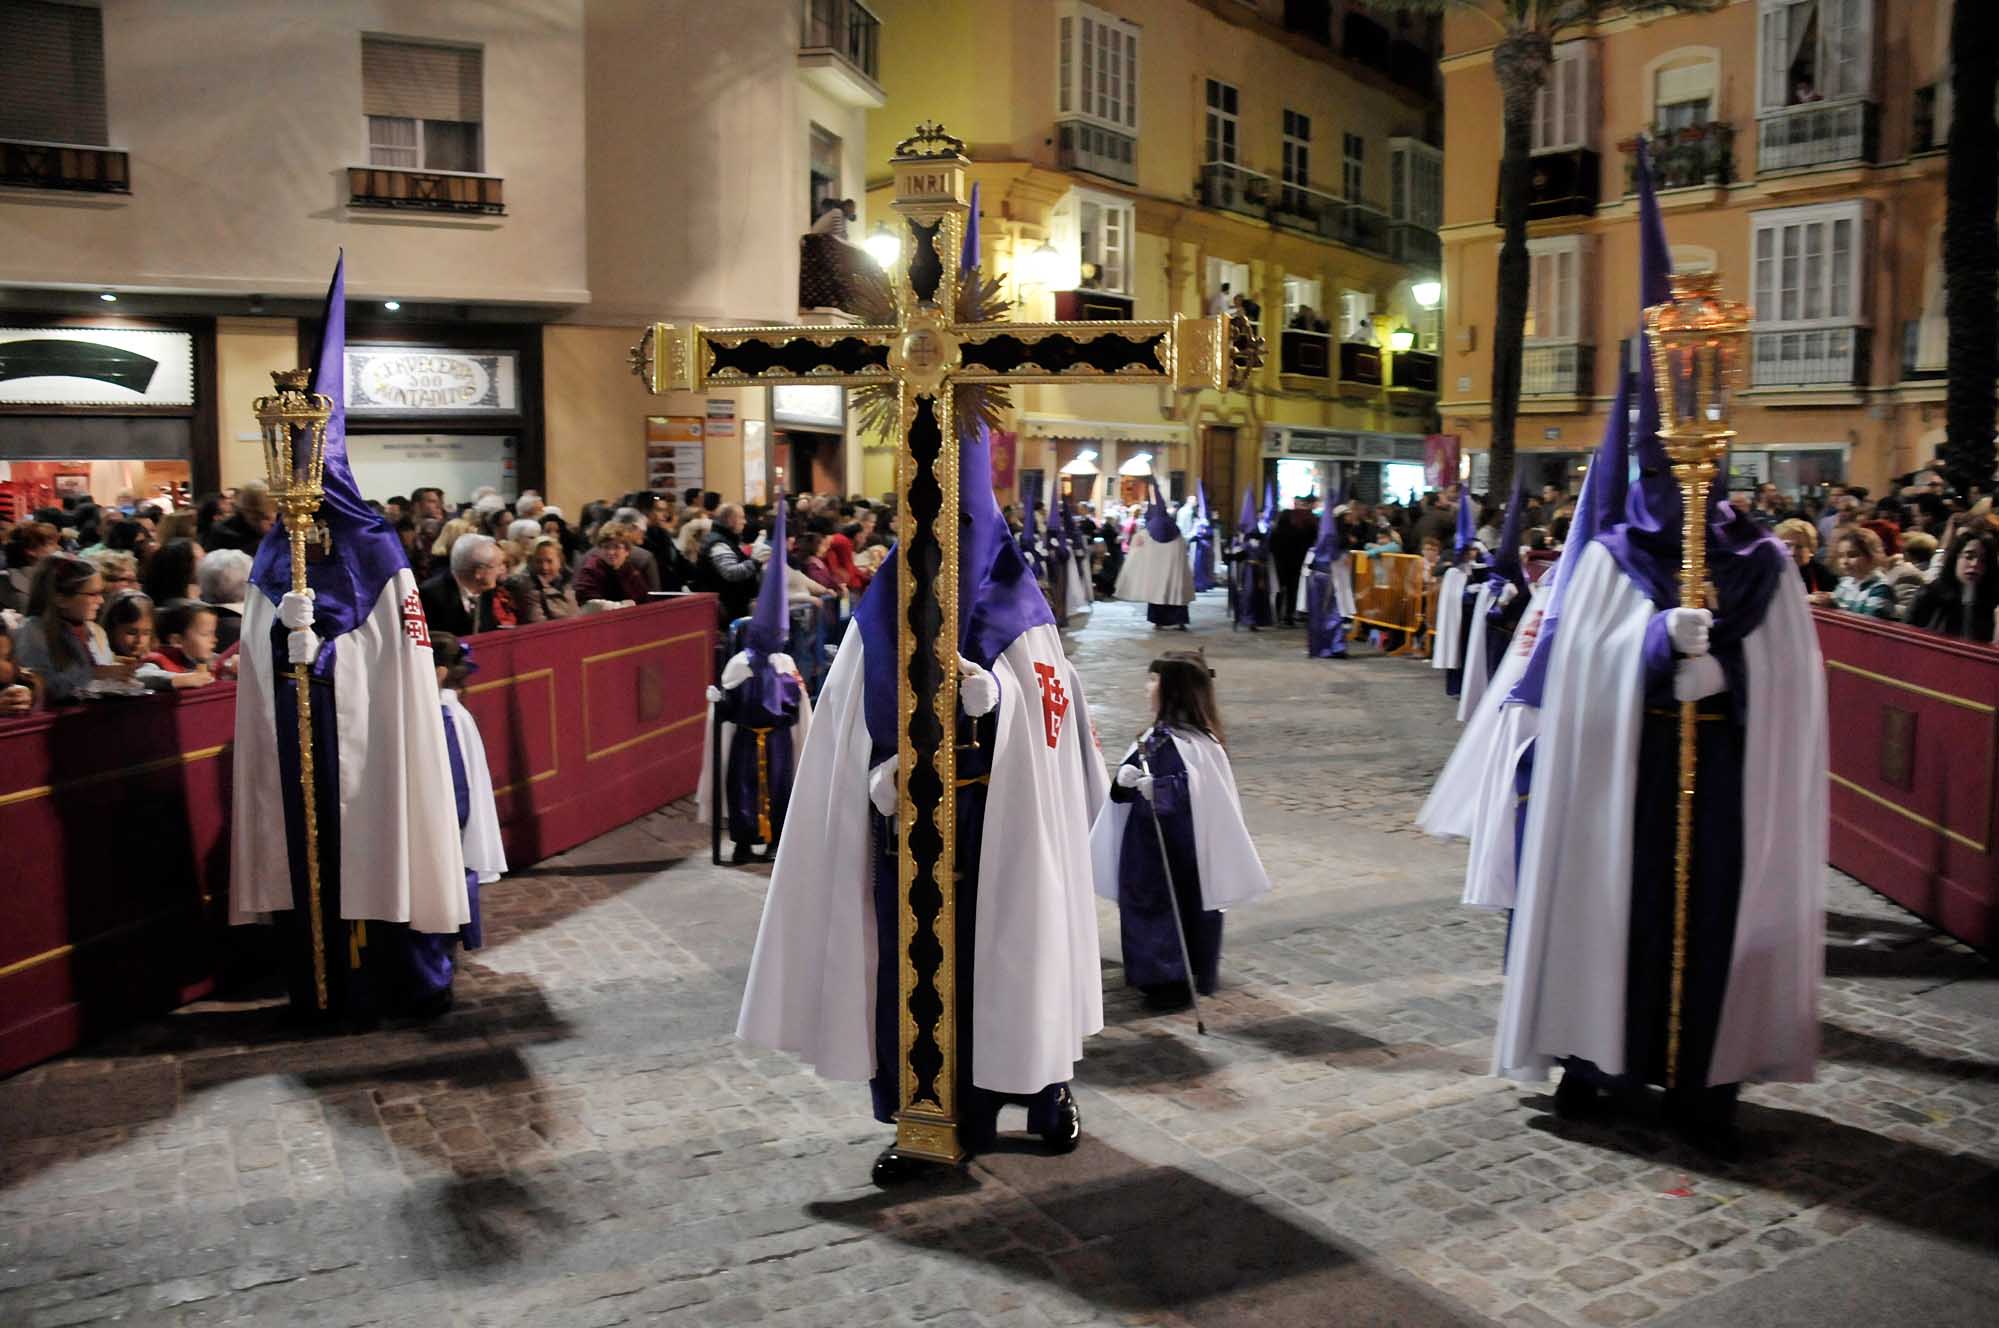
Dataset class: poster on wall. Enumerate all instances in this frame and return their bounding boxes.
[989,429,1018,503]
[704,398,736,438]
[1424,434,1461,489]
[742,420,768,506]
[345,346,520,415]
[345,434,517,505]
[645,416,705,493]
[0,328,196,406]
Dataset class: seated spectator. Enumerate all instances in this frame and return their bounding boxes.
[1908,526,1999,641]
[1902,530,1939,578]
[156,509,200,545]
[612,506,664,591]
[1822,528,1897,619]
[198,549,253,650]
[11,555,133,702]
[0,628,40,714]
[430,516,479,565]
[207,480,274,554]
[85,548,141,600]
[821,517,865,592]
[540,512,587,567]
[102,519,157,565]
[1775,518,1835,593]
[793,529,841,595]
[574,522,649,608]
[2,521,61,612]
[139,598,224,687]
[510,536,580,623]
[144,537,203,606]
[506,518,542,547]
[420,533,515,635]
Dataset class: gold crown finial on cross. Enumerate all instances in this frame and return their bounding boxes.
[892,121,967,160]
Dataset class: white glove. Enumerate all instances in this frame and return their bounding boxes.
[279,590,316,631]
[286,628,318,666]
[1115,763,1143,788]
[868,755,900,817]
[1496,582,1519,608]
[705,685,724,704]
[957,656,998,717]
[1673,654,1727,703]
[750,541,772,565]
[1135,774,1155,801]
[1666,607,1712,657]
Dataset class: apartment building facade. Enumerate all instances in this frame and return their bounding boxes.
[0,0,885,515]
[861,0,1446,517]
[1438,0,1954,498]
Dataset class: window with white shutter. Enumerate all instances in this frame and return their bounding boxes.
[1531,40,1595,153]
[1205,79,1239,165]
[1750,202,1865,328]
[0,0,109,146]
[1757,0,1875,109]
[361,36,484,173]
[1525,236,1589,342]
[1058,3,1140,135]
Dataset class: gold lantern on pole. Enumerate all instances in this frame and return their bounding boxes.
[1642,270,1749,1088]
[252,368,334,1010]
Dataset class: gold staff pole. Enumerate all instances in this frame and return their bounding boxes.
[1642,272,1748,1089]
[253,370,334,1010]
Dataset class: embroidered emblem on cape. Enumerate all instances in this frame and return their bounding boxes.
[401,588,432,648]
[1033,661,1069,750]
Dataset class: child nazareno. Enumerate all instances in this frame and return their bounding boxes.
[1089,652,1269,1011]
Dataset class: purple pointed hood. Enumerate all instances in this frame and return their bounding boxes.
[1195,480,1212,533]
[1454,485,1476,557]
[961,181,981,271]
[1238,486,1258,538]
[739,494,795,712]
[1261,481,1276,530]
[1144,479,1180,543]
[1488,473,1529,600]
[1311,485,1342,563]
[250,255,409,642]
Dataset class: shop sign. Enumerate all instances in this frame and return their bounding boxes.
[771,384,844,429]
[704,398,736,438]
[345,347,519,414]
[0,328,196,407]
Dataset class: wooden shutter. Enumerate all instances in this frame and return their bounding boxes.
[362,36,483,125]
[0,0,109,146]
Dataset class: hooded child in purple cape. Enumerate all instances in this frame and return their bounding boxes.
[1430,486,1488,699]
[1190,481,1219,592]
[699,497,810,864]
[737,421,1110,1180]
[1114,480,1196,629]
[1229,485,1275,630]
[1493,138,1826,1157]
[1304,487,1355,659]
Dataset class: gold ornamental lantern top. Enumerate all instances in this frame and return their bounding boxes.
[252,368,333,519]
[1643,270,1750,444]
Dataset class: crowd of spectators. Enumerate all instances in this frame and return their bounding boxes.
[0,480,902,714]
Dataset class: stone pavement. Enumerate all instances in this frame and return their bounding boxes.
[3,593,1996,1327]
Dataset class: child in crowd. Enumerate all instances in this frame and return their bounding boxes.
[1090,652,1268,1010]
[434,632,507,940]
[0,631,39,715]
[138,597,226,688]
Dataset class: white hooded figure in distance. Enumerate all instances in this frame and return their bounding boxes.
[737,422,1109,1182]
[1114,480,1196,630]
[229,257,470,1021]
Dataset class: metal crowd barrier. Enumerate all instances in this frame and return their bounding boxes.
[1349,551,1433,656]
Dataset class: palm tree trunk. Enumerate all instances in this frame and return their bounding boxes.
[1945,0,1999,497]
[1489,31,1551,504]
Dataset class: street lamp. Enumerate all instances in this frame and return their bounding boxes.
[863,223,900,270]
[1389,324,1416,353]
[1411,279,1442,310]
[1022,239,1062,288]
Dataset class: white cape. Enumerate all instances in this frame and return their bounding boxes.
[230,571,470,933]
[1417,584,1545,843]
[1089,728,1270,912]
[1296,553,1357,617]
[1431,566,1469,670]
[737,619,1108,1094]
[1114,529,1196,606]
[1456,581,1500,720]
[696,650,814,828]
[1058,551,1094,628]
[442,688,508,885]
[1495,543,1826,1086]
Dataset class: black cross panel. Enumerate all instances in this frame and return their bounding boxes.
[705,335,889,379]
[958,331,1167,378]
[908,219,944,304]
[900,394,948,1112]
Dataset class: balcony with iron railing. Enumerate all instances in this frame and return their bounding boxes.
[1617,122,1735,193]
[1198,163,1432,263]
[1913,84,1944,155]
[1757,98,1878,173]
[1057,119,1138,186]
[1,139,129,194]
[798,0,884,107]
[1387,221,1441,270]
[1338,341,1384,390]
[1390,349,1439,394]
[1199,161,1271,221]
[1273,181,1392,254]
[348,166,504,215]
[1279,328,1334,378]
[1750,325,1869,390]
[1521,342,1593,397]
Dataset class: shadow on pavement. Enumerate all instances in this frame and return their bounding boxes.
[807,1135,1487,1326]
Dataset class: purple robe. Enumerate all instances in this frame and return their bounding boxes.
[1110,733,1222,994]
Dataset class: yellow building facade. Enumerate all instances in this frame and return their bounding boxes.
[1439,0,1954,498]
[862,0,1446,518]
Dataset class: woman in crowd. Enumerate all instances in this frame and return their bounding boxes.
[1908,525,1999,642]
[510,536,581,623]
[156,509,201,546]
[792,529,841,595]
[85,549,140,601]
[1775,518,1835,594]
[12,555,133,702]
[198,549,253,650]
[1819,527,1897,620]
[143,537,204,607]
[573,522,649,607]
[2,521,60,613]
[540,512,587,567]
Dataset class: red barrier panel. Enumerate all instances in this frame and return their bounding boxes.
[1815,608,1999,949]
[0,596,715,1075]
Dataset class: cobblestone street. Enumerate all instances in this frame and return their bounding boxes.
[3,593,1996,1326]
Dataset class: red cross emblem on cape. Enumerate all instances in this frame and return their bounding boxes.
[1033,661,1069,750]
[401,587,431,649]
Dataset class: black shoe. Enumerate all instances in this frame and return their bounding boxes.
[1553,1066,1605,1119]
[1035,1086,1081,1154]
[404,985,454,1022]
[730,840,756,865]
[1141,981,1192,1011]
[871,1145,954,1187]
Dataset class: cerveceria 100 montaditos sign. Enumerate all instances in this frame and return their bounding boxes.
[345,348,517,413]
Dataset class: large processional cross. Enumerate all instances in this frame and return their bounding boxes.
[633,123,1258,1163]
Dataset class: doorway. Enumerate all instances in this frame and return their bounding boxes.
[1201,425,1237,528]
